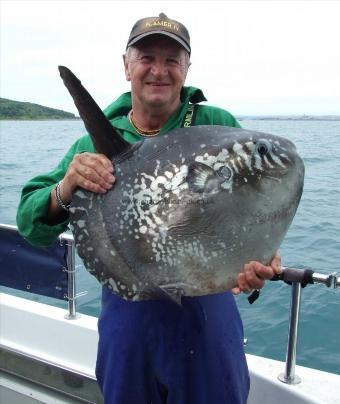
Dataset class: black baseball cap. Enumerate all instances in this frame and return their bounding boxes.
[126,13,191,55]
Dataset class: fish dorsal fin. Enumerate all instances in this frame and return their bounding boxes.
[58,66,130,159]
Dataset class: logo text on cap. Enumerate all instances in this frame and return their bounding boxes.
[145,20,180,32]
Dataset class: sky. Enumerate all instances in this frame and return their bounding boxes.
[1,0,339,116]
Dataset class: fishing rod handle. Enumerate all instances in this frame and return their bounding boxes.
[273,267,339,288]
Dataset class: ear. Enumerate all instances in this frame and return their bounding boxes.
[123,54,131,81]
[182,60,191,83]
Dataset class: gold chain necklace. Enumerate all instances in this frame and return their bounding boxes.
[128,110,161,137]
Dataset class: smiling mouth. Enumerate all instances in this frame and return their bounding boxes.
[147,82,170,87]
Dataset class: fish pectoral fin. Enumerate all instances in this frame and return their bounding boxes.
[159,282,199,305]
[160,289,183,306]
[187,162,218,193]
[141,286,183,305]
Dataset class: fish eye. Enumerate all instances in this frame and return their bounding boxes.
[217,166,232,180]
[255,139,272,156]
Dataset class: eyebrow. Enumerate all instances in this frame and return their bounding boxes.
[136,46,183,55]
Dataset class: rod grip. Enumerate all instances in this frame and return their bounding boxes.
[272,267,314,287]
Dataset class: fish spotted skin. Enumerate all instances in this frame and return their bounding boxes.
[69,125,304,302]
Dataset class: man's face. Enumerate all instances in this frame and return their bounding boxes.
[124,35,190,111]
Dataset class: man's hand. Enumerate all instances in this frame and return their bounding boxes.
[232,254,282,295]
[61,152,115,202]
[48,152,115,222]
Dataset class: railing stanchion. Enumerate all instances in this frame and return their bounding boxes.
[278,282,302,384]
[62,234,78,320]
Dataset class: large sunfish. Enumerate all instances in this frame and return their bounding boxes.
[59,66,305,303]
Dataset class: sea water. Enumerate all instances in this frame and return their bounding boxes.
[0,119,339,375]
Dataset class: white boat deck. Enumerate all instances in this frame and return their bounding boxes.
[0,293,97,379]
[0,292,339,403]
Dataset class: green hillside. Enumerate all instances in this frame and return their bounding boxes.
[0,98,77,120]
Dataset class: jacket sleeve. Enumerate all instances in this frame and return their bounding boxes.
[16,136,94,247]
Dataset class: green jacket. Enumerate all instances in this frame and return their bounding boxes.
[16,86,240,246]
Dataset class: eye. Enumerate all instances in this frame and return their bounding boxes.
[167,58,181,66]
[140,55,153,63]
[217,166,232,180]
[255,139,272,156]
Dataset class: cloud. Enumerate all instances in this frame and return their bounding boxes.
[1,1,339,114]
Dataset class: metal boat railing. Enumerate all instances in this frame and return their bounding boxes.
[0,225,100,402]
[279,282,302,384]
[0,223,84,319]
[272,266,339,384]
[0,223,339,384]
[59,232,87,319]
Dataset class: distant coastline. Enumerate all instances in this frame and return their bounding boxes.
[1,97,339,121]
[237,115,340,121]
[0,98,78,120]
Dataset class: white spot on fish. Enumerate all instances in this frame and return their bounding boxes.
[195,148,230,170]
[164,171,173,179]
[280,153,290,161]
[108,278,119,292]
[140,225,147,234]
[270,153,286,168]
[75,190,88,199]
[220,181,232,191]
[264,155,274,168]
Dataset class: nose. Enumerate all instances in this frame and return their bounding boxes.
[150,60,168,78]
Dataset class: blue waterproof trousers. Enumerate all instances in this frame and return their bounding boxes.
[96,287,249,404]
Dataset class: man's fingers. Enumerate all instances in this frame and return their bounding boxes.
[235,272,253,294]
[232,286,241,295]
[77,175,113,193]
[243,263,265,289]
[270,254,282,274]
[247,261,276,280]
[75,164,115,190]
[67,153,115,193]
[76,153,115,181]
[234,254,282,295]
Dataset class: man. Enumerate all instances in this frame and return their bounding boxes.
[17,13,281,404]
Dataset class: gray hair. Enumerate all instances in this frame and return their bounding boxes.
[125,46,191,69]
